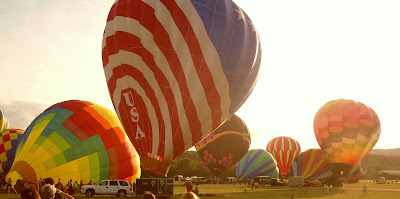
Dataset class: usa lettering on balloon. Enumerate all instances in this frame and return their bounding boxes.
[122,91,145,139]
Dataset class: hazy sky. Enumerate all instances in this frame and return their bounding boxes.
[1,1,399,151]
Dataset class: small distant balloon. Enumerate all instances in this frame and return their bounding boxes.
[0,110,10,131]
[6,100,140,185]
[314,99,381,166]
[195,114,251,176]
[266,136,301,175]
[0,129,24,179]
[236,149,279,181]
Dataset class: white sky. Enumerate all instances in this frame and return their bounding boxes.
[1,1,399,151]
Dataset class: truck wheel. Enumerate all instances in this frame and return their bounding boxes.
[86,189,94,197]
[117,190,127,197]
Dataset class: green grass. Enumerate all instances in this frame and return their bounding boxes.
[1,180,399,199]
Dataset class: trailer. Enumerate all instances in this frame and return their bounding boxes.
[288,176,304,187]
[174,175,183,182]
[377,177,386,184]
[136,178,173,199]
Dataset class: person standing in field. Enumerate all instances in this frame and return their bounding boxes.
[324,184,329,194]
[79,180,84,193]
[194,183,199,194]
[244,184,248,192]
[185,181,193,192]
[363,183,368,195]
[73,181,78,195]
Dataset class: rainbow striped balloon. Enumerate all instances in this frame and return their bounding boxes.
[0,129,24,179]
[289,149,330,180]
[314,99,381,166]
[0,110,10,131]
[7,100,140,185]
[266,136,301,175]
[236,149,278,181]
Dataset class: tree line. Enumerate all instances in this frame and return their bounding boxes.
[164,151,400,180]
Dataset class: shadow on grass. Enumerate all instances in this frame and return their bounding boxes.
[190,186,345,199]
[236,187,344,199]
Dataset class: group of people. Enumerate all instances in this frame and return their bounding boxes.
[37,178,93,196]
[184,181,200,194]
[21,177,75,199]
[323,184,333,194]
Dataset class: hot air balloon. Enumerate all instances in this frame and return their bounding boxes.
[306,163,358,186]
[266,136,301,175]
[195,114,250,176]
[236,149,279,181]
[102,0,261,176]
[6,100,140,186]
[0,110,10,131]
[289,149,330,180]
[0,129,24,179]
[314,99,381,176]
[345,164,362,183]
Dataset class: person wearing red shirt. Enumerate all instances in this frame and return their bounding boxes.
[185,181,193,192]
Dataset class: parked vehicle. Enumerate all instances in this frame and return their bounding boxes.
[81,179,132,197]
[377,177,386,184]
[174,175,183,182]
[304,180,322,187]
[271,178,285,186]
[254,176,271,186]
[190,177,208,184]
[197,177,209,184]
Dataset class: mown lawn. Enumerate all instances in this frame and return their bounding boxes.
[1,180,399,199]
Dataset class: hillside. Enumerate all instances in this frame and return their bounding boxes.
[370,148,400,156]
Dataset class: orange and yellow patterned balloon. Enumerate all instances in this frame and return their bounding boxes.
[314,99,381,166]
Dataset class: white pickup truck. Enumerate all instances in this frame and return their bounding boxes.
[81,179,132,197]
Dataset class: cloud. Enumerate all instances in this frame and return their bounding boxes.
[0,100,49,130]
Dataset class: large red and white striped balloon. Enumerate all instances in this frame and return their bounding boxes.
[102,0,261,176]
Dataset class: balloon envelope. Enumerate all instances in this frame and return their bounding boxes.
[7,100,140,185]
[308,163,353,185]
[0,129,24,179]
[195,115,250,176]
[266,136,301,175]
[345,164,362,183]
[314,99,381,166]
[289,149,330,180]
[102,0,261,176]
[0,110,10,131]
[236,149,278,181]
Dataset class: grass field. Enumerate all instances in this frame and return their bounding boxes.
[1,180,399,199]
